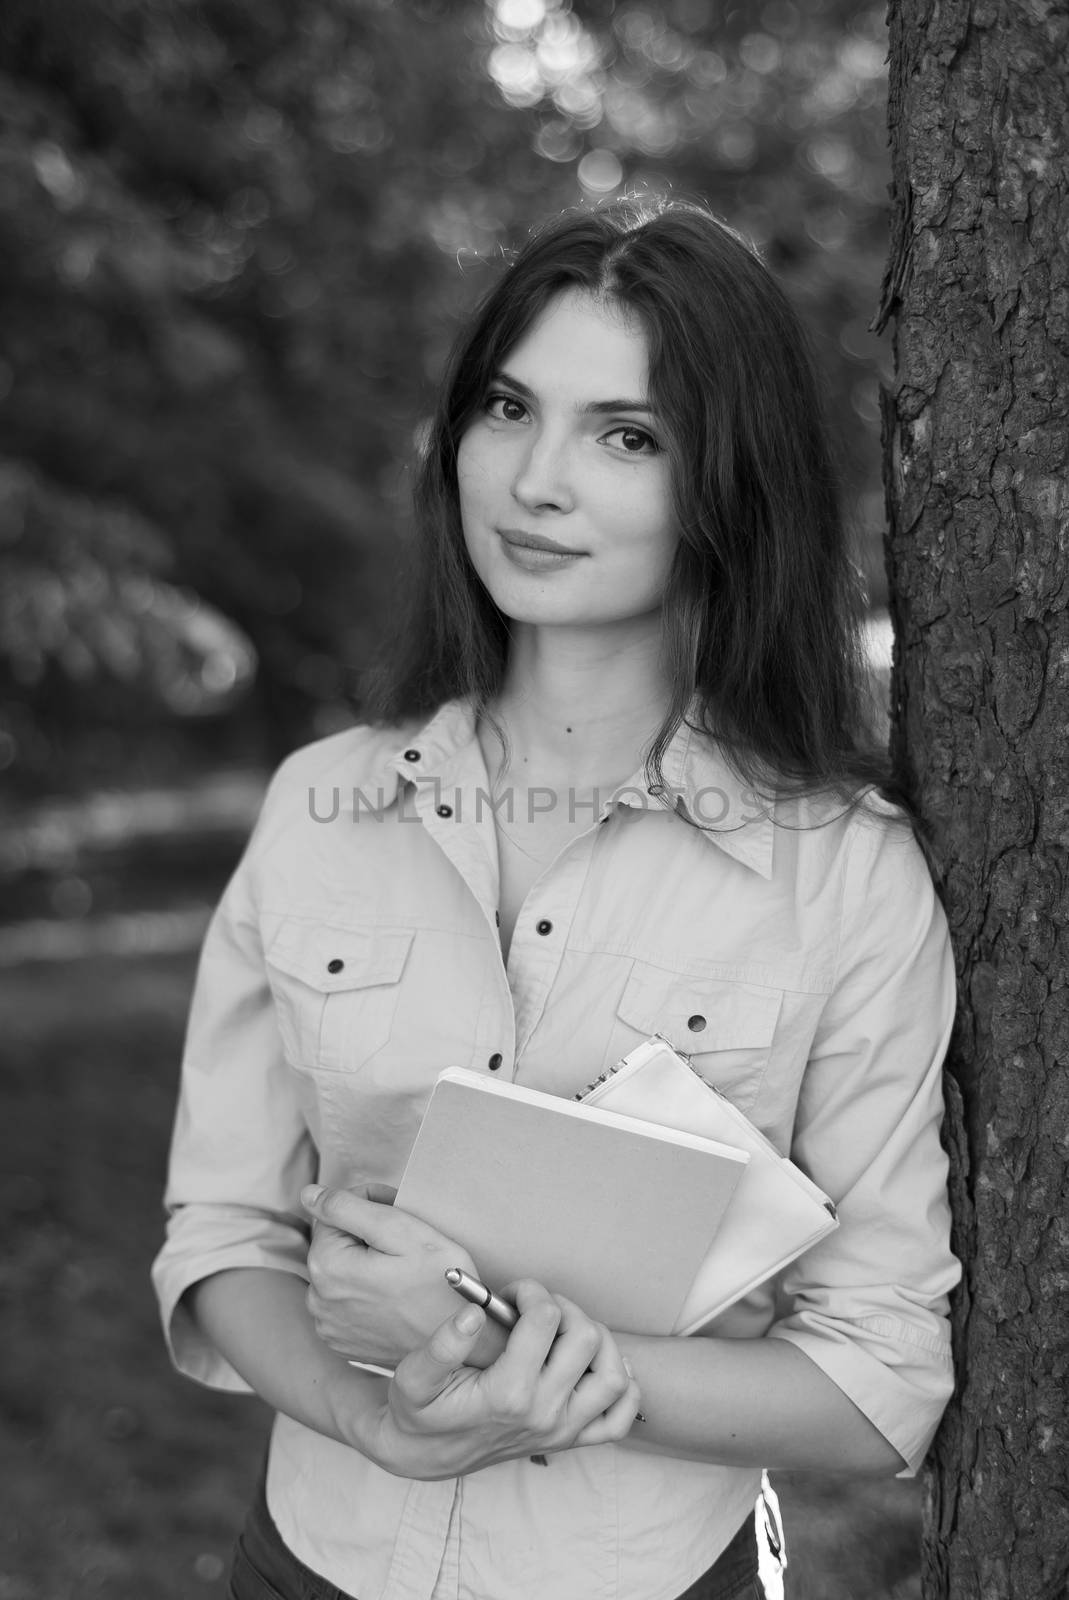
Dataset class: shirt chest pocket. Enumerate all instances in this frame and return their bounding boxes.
[610,965,783,1114]
[263,920,413,1073]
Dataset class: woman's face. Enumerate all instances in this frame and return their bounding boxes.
[456,289,677,631]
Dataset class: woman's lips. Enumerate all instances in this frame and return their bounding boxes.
[497,530,586,570]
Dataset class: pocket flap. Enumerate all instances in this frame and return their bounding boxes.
[617,967,782,1051]
[265,922,413,993]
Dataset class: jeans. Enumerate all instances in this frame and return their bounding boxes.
[228,1472,770,1600]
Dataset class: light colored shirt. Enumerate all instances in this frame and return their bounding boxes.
[152,698,959,1600]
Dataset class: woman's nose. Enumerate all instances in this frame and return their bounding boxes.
[510,428,575,513]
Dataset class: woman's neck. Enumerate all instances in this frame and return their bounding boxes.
[482,620,674,789]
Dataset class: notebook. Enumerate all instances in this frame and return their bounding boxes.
[580,1035,839,1333]
[394,1066,749,1336]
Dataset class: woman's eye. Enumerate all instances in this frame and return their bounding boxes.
[485,393,528,423]
[605,425,659,456]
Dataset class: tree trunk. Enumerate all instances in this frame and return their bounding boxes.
[877,2,1069,1596]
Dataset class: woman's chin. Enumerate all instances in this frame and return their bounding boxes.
[490,600,666,640]
[477,575,591,628]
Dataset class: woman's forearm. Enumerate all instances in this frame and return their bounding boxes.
[184,1270,902,1476]
[186,1268,388,1453]
[616,1333,904,1475]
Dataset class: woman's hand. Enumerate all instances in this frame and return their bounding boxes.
[364,1279,643,1480]
[301,1183,507,1371]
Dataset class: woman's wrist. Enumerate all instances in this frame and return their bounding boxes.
[188,1267,393,1456]
[322,1359,392,1462]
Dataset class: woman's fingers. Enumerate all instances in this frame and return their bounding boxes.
[542,1294,630,1415]
[486,1284,634,1441]
[301,1184,442,1256]
[570,1369,644,1448]
[305,1211,370,1313]
[531,1290,640,1444]
[393,1304,486,1407]
[494,1280,565,1372]
[301,1185,395,1250]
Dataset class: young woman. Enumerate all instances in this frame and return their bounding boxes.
[153,196,959,1600]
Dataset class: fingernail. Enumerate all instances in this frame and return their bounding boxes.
[622,1357,634,1378]
[301,1185,324,1209]
[455,1306,482,1335]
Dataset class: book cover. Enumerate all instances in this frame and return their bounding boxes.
[395,1067,749,1336]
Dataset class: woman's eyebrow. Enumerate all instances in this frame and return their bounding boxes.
[492,369,654,415]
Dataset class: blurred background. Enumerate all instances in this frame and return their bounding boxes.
[0,1,913,1595]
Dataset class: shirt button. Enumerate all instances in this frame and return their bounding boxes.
[687,1013,707,1032]
[437,803,453,818]
[327,958,345,974]
[536,919,552,936]
[488,1053,503,1071]
[403,749,420,761]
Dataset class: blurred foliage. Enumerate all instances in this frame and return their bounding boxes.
[0,0,893,798]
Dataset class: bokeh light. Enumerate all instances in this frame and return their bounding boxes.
[577,148,624,193]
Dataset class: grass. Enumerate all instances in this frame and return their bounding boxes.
[0,938,924,1600]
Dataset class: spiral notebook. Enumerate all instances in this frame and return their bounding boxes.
[580,1035,839,1332]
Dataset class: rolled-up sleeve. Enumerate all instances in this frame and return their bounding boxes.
[766,807,960,1476]
[150,766,316,1392]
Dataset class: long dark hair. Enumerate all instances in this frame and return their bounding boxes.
[366,194,901,814]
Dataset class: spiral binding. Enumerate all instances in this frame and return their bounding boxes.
[574,1032,705,1101]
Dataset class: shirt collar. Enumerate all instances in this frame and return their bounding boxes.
[657,714,775,879]
[370,698,775,879]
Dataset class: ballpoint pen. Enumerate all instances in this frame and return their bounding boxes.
[444,1267,645,1422]
[444,1265,520,1329]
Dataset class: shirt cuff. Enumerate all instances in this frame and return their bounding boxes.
[151,1209,311,1393]
[765,1315,954,1477]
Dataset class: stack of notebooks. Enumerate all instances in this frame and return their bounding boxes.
[394,1035,838,1337]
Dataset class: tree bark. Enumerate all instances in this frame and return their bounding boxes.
[877,2,1069,1596]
